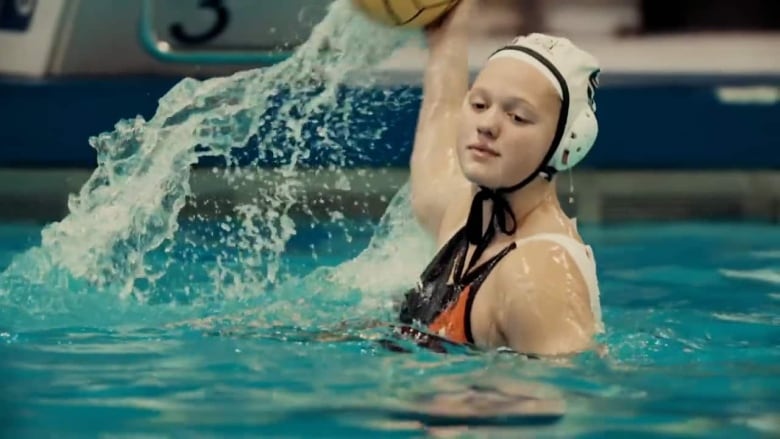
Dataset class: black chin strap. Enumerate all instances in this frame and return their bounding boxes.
[454,166,557,284]
[465,187,515,245]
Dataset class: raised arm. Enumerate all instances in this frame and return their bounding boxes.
[409,0,474,236]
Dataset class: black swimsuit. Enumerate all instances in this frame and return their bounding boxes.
[390,225,516,349]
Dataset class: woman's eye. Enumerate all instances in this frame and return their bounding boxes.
[471,102,487,110]
[510,114,527,124]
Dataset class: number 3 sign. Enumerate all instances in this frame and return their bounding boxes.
[0,0,37,31]
[169,0,230,45]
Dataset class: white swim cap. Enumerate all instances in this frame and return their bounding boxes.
[488,33,601,174]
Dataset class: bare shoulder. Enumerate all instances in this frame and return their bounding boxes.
[490,237,597,356]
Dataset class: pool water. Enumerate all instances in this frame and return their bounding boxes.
[1,218,778,437]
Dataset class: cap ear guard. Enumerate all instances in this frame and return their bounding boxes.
[548,67,601,172]
[548,106,598,171]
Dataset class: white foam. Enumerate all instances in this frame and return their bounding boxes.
[720,269,780,285]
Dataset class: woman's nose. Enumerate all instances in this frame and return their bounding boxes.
[476,111,500,140]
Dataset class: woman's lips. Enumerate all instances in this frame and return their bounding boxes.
[467,144,500,157]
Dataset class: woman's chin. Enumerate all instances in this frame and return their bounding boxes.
[461,167,500,189]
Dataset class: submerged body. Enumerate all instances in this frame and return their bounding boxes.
[400,0,603,356]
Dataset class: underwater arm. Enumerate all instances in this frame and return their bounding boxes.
[409,0,474,236]
[494,241,597,356]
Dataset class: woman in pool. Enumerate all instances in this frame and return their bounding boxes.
[396,0,603,356]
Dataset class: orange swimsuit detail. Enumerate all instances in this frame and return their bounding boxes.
[427,284,473,344]
[398,226,516,345]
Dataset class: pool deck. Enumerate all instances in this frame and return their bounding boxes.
[370,32,780,85]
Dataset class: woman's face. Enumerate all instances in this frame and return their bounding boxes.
[456,57,562,189]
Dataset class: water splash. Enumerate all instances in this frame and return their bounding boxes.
[322,183,435,307]
[1,0,425,308]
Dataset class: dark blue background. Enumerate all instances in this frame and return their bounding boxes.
[0,74,778,170]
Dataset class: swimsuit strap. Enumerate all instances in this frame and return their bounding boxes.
[456,240,517,289]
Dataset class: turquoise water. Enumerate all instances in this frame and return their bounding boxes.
[1,218,778,437]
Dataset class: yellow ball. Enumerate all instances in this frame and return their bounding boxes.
[351,0,460,28]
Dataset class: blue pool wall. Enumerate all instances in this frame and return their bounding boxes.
[0,73,778,170]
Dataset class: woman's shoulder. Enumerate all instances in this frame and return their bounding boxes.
[519,206,586,243]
